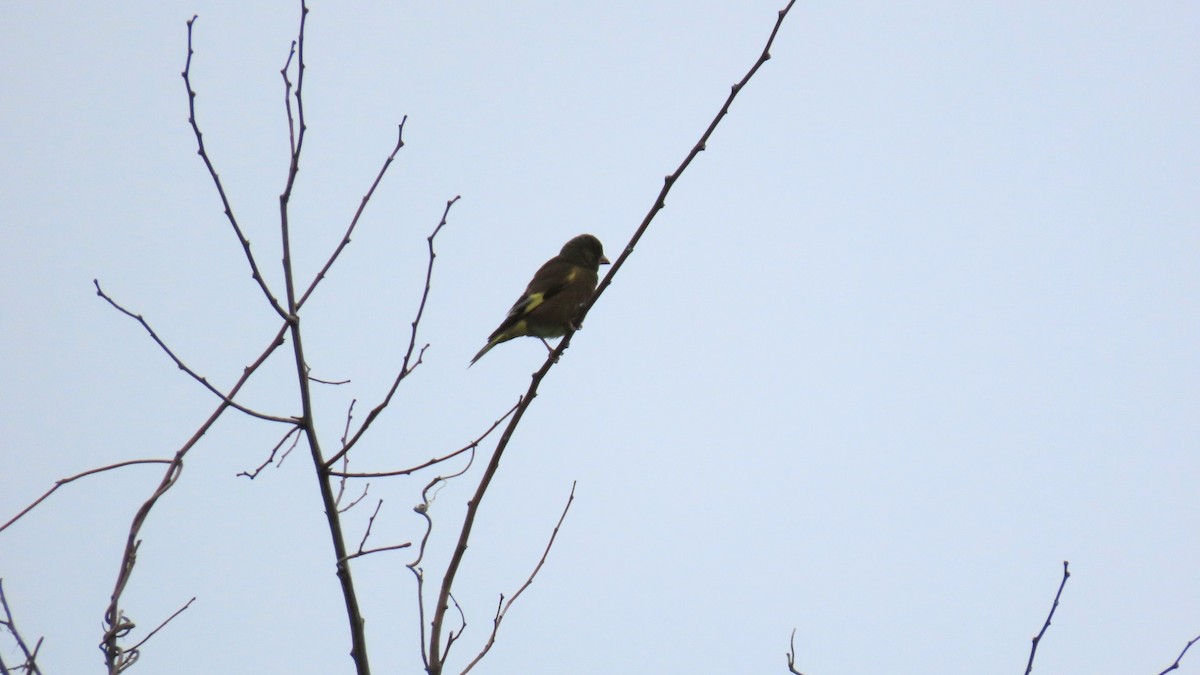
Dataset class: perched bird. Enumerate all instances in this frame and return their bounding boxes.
[470,234,610,365]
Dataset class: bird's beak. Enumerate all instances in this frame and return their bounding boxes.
[600,255,611,265]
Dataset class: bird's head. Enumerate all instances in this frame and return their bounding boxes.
[561,234,611,269]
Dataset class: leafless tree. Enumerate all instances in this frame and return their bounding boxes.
[785,561,1199,675]
[0,2,797,673]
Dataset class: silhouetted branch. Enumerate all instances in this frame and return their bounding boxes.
[0,579,44,675]
[123,597,196,658]
[786,628,806,675]
[1,460,172,535]
[329,400,520,478]
[237,426,304,479]
[182,15,287,320]
[297,119,408,310]
[340,543,414,565]
[93,280,296,425]
[1025,561,1070,675]
[326,198,460,467]
[1158,633,1200,675]
[424,3,797,673]
[408,446,481,673]
[461,481,577,674]
[579,0,798,325]
[99,312,292,673]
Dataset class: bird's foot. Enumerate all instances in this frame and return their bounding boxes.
[540,338,561,363]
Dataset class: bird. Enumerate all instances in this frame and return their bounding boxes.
[470,234,610,365]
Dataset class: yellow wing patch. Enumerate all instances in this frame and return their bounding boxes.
[520,292,545,314]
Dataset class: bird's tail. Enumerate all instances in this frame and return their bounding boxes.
[469,339,498,367]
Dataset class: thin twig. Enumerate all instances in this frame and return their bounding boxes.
[424,4,797,673]
[297,119,409,310]
[355,501,385,552]
[0,579,44,675]
[182,15,288,319]
[1,460,172,534]
[1158,633,1200,675]
[575,0,799,337]
[442,593,467,664]
[337,483,371,513]
[94,280,296,424]
[237,426,304,479]
[1025,561,1070,675]
[334,401,358,500]
[329,400,520,478]
[408,445,481,673]
[99,321,291,673]
[309,374,351,385]
[326,198,460,467]
[339,543,414,564]
[408,503,435,672]
[461,482,577,674]
[786,628,806,675]
[125,597,196,654]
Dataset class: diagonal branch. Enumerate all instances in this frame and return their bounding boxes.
[183,16,288,320]
[326,197,460,467]
[786,628,806,675]
[93,279,297,424]
[579,0,797,330]
[1024,560,1070,675]
[1,460,172,535]
[123,597,196,659]
[0,579,44,675]
[297,119,409,310]
[460,482,577,674]
[425,4,797,673]
[237,426,305,479]
[329,400,520,478]
[1158,633,1200,675]
[100,322,290,674]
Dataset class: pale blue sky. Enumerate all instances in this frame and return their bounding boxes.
[2,2,1197,673]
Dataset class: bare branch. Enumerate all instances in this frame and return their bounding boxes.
[461,481,577,674]
[337,496,413,565]
[442,593,467,665]
[93,280,296,424]
[786,628,805,675]
[1158,633,1200,675]
[339,543,414,565]
[297,120,409,310]
[237,426,304,479]
[0,579,44,675]
[337,483,371,513]
[1,460,172,535]
[425,4,797,672]
[1025,561,1070,675]
[574,0,798,336]
[408,445,482,673]
[100,321,291,673]
[309,374,351,385]
[354,501,384,552]
[329,400,520,478]
[326,198,460,467]
[269,5,375,672]
[124,597,196,656]
[182,15,288,319]
[408,503,435,672]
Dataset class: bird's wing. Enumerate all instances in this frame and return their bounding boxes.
[504,258,578,319]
